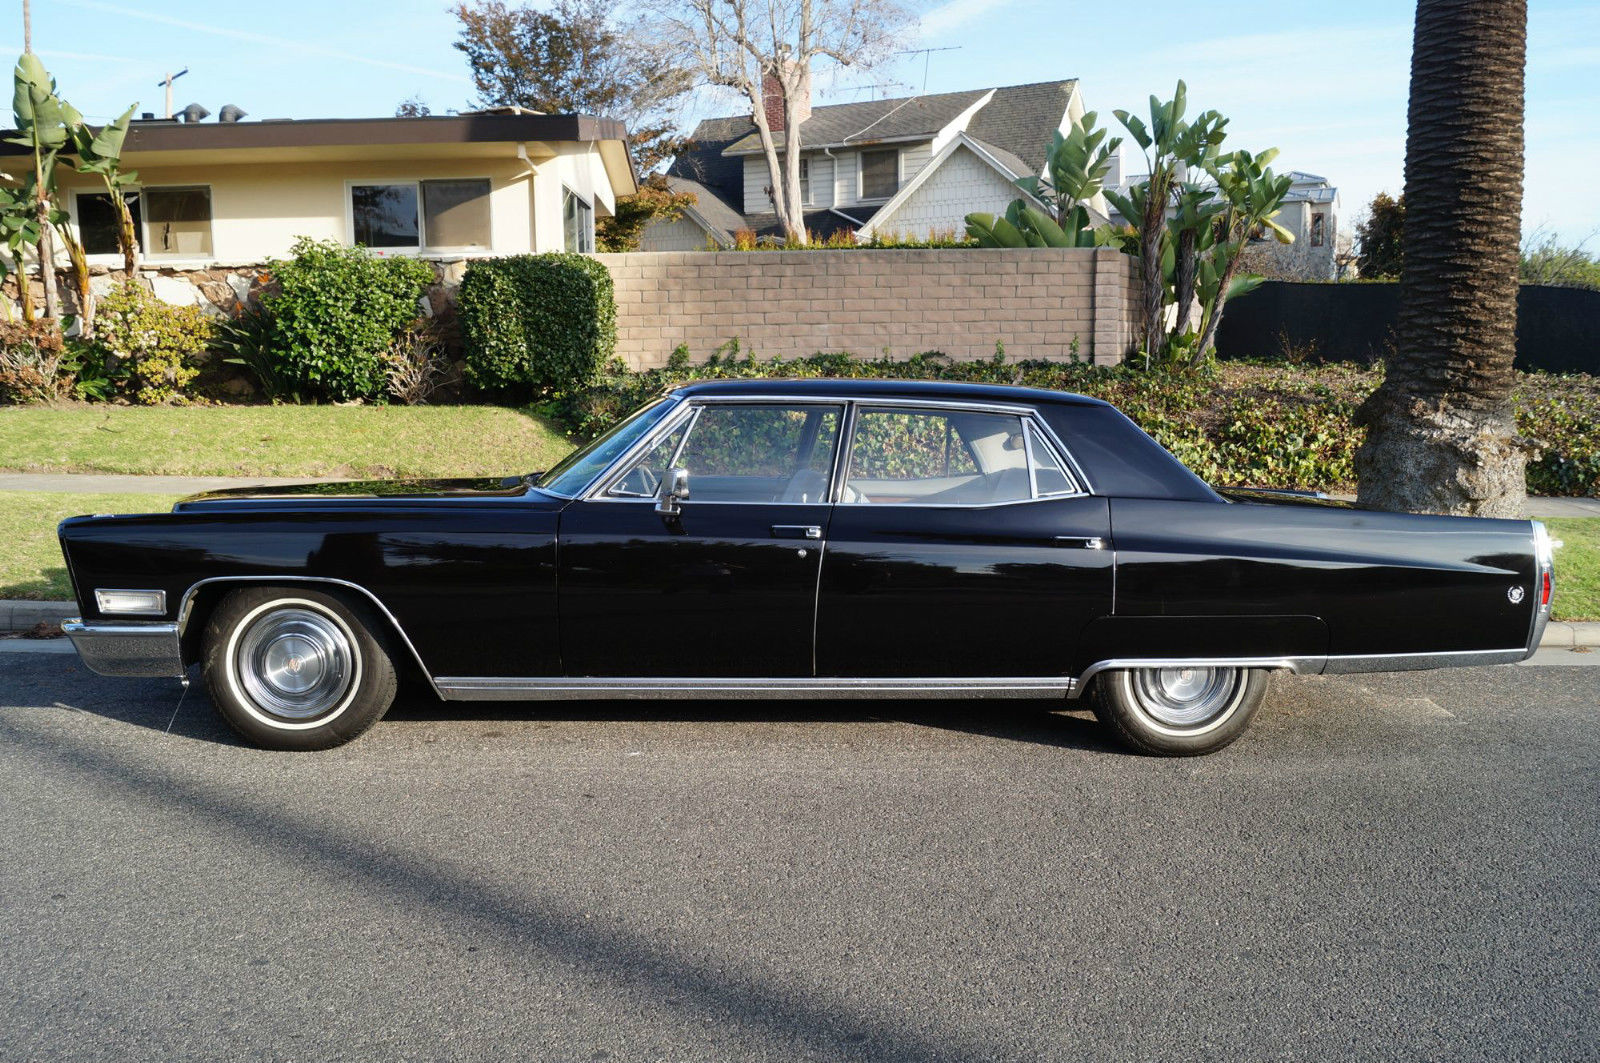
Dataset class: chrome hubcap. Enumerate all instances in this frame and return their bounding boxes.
[236,607,354,720]
[1130,667,1239,729]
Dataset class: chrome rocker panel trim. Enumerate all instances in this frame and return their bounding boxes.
[434,676,1080,701]
[62,619,184,678]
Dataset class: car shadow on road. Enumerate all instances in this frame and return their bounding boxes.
[382,687,1123,754]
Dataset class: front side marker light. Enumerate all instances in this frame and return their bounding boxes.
[94,589,167,616]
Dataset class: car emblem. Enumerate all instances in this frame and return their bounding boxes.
[1507,586,1525,604]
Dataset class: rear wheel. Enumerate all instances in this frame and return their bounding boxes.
[1089,665,1269,756]
[202,587,397,750]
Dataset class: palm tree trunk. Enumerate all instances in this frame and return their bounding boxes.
[1354,0,1527,516]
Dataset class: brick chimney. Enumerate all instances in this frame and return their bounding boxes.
[761,58,811,132]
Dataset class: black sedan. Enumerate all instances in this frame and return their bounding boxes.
[59,379,1555,754]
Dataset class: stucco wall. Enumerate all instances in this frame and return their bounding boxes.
[595,248,1139,369]
[51,144,615,265]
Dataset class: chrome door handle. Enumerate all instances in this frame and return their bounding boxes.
[1053,536,1106,549]
[771,525,823,540]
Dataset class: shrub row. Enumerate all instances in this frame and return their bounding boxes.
[457,254,616,396]
[547,348,1600,498]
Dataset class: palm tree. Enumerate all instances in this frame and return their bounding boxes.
[1354,0,1528,516]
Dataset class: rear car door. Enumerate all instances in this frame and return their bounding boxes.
[816,403,1112,678]
[558,401,843,677]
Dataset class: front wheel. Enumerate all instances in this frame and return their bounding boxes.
[202,587,398,750]
[1089,666,1269,756]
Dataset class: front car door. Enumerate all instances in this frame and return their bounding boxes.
[816,402,1113,678]
[558,400,844,677]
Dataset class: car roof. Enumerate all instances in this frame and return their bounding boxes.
[669,377,1112,408]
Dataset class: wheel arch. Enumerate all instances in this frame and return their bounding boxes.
[178,576,439,698]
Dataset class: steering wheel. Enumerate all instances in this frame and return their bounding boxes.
[613,465,659,497]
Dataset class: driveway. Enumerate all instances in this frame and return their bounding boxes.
[1,651,1596,1062]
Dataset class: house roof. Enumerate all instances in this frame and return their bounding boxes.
[0,112,639,193]
[664,79,1078,243]
[665,175,746,245]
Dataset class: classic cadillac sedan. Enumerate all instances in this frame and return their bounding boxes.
[59,379,1555,755]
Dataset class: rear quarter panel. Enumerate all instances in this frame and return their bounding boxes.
[1109,498,1537,657]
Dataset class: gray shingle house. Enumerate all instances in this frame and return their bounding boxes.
[642,79,1106,249]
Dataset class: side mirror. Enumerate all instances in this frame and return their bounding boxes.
[655,466,690,517]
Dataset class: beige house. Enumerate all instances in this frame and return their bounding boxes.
[4,111,635,270]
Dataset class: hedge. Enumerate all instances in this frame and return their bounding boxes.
[457,253,617,396]
[547,350,1600,498]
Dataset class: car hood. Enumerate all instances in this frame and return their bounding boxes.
[175,475,541,508]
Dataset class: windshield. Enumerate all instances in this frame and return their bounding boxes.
[536,398,677,496]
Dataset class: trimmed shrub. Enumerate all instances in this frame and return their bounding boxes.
[458,253,616,397]
[253,238,434,402]
[94,281,216,404]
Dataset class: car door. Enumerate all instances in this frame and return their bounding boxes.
[558,400,844,677]
[816,403,1113,678]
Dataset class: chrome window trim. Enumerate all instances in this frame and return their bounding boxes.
[175,576,441,699]
[836,402,1089,507]
[577,393,1099,505]
[584,398,846,504]
[540,395,683,500]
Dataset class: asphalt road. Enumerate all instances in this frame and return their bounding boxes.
[2,650,1597,1063]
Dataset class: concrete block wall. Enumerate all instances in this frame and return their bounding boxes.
[593,248,1139,369]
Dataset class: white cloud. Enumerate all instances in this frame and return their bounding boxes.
[919,0,1021,38]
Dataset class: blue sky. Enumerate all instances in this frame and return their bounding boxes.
[11,0,1599,244]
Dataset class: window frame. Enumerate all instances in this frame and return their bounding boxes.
[345,177,495,257]
[857,148,901,203]
[75,184,220,265]
[798,156,812,206]
[562,185,594,253]
[1310,211,1326,248]
[583,396,1091,507]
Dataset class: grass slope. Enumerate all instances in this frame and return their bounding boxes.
[1547,518,1600,621]
[0,405,573,479]
[1,492,180,600]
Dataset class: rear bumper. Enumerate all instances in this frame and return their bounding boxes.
[62,619,185,678]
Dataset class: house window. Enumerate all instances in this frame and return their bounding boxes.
[799,157,811,205]
[74,191,143,257]
[564,187,594,253]
[351,183,419,248]
[144,186,213,258]
[859,149,899,200]
[422,179,491,249]
[349,179,492,252]
[1310,212,1326,247]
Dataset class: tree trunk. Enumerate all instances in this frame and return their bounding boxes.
[1137,171,1171,359]
[1354,0,1527,516]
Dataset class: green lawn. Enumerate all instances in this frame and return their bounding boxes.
[1548,518,1600,621]
[0,405,574,479]
[8,490,1596,624]
[1,492,181,600]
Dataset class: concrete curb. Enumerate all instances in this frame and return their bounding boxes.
[2,599,1596,651]
[0,600,77,633]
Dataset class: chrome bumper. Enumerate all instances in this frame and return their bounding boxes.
[62,619,185,678]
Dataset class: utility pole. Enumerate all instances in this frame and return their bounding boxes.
[159,68,189,119]
[22,0,31,53]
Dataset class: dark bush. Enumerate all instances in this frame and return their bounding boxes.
[457,253,616,397]
[243,238,434,402]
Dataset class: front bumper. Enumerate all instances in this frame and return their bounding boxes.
[62,619,185,678]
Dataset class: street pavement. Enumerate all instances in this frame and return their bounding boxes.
[1,651,1597,1062]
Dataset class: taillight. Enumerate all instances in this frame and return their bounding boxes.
[1542,570,1552,606]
